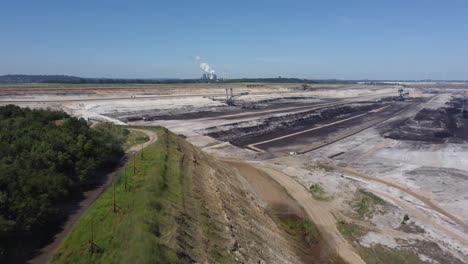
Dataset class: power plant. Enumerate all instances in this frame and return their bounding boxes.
[202,72,217,81]
[197,58,218,81]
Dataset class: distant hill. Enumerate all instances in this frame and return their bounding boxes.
[0,74,189,84]
[0,74,82,83]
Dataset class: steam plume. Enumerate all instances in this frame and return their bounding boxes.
[196,55,217,80]
[200,62,215,74]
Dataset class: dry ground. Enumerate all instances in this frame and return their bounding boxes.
[3,82,468,263]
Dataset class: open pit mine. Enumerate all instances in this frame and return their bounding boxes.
[2,82,468,263]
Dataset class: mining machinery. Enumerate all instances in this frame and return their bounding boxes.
[398,88,410,100]
[225,88,249,106]
[205,88,249,106]
[462,98,468,118]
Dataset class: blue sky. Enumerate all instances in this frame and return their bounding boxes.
[1,0,467,80]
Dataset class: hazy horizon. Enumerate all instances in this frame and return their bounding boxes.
[2,73,468,82]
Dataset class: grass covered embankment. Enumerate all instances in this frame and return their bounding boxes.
[51,127,190,263]
[53,126,260,263]
[52,126,350,263]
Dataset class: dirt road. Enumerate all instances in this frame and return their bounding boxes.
[228,159,365,264]
[340,166,468,245]
[257,165,366,264]
[28,128,157,264]
[225,160,305,216]
[126,128,159,152]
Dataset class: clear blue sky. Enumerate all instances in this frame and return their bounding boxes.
[1,0,467,80]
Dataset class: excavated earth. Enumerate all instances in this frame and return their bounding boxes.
[204,102,381,145]
[141,131,345,263]
[201,99,421,154]
[2,82,468,263]
[114,97,330,122]
[380,97,468,143]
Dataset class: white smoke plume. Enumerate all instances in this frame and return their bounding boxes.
[200,62,215,74]
[196,55,215,74]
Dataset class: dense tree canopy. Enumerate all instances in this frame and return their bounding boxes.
[0,105,124,241]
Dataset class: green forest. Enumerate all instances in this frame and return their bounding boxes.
[0,105,125,259]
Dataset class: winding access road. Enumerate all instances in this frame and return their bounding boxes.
[228,159,365,264]
[256,164,366,264]
[28,128,158,264]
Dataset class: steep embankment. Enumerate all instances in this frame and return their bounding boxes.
[51,127,326,263]
[226,161,348,264]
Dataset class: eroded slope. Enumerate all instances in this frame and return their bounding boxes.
[51,128,320,263]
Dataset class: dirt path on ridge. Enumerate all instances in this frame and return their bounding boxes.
[28,128,157,264]
[126,128,158,152]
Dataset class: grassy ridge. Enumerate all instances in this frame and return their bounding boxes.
[50,128,183,263]
[51,126,350,263]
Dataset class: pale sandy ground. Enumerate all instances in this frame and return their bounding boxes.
[2,83,466,262]
[126,87,468,263]
[245,94,468,263]
[255,164,366,264]
[192,92,468,263]
[0,84,403,121]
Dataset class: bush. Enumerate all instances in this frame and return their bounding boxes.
[402,214,410,224]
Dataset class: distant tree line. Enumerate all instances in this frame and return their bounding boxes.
[0,74,82,83]
[46,78,203,84]
[0,74,355,84]
[223,78,354,84]
[0,105,125,259]
[2,74,465,85]
[46,77,355,84]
